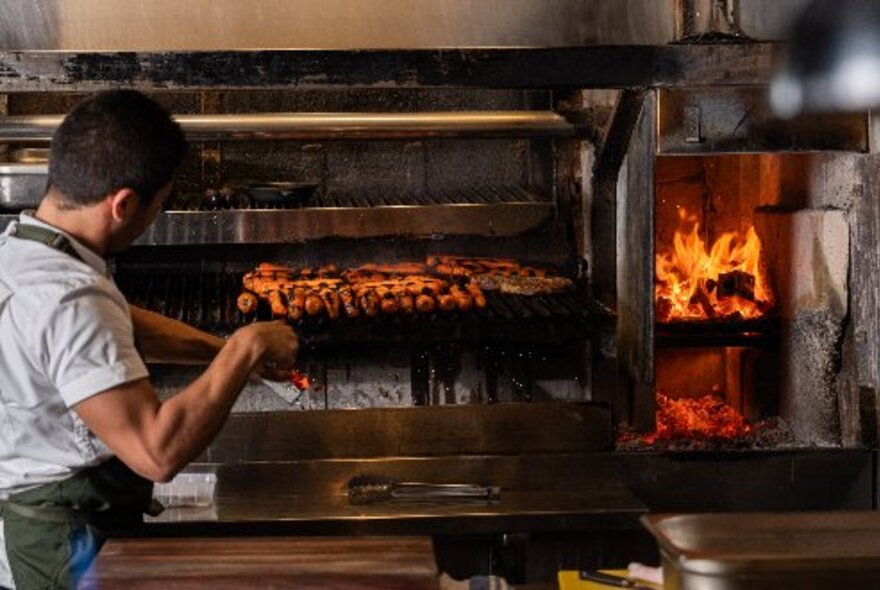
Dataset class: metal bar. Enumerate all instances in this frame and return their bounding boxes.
[0,111,577,142]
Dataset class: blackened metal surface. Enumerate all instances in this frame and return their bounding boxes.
[199,403,613,462]
[617,91,656,431]
[0,45,779,92]
[658,87,869,154]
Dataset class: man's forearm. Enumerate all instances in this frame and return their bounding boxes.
[129,305,226,364]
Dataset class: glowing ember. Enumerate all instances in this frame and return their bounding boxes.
[616,392,795,450]
[655,209,774,322]
[647,393,752,443]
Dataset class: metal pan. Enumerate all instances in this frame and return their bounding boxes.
[244,181,318,207]
[0,163,48,210]
[643,512,880,589]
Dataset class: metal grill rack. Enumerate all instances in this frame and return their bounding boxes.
[114,270,609,345]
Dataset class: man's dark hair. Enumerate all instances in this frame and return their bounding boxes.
[48,90,187,207]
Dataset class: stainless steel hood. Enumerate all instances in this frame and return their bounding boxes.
[1,0,677,50]
[0,0,815,52]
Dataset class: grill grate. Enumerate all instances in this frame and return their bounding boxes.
[165,185,546,212]
[114,271,603,345]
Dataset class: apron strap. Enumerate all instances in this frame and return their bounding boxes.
[8,223,86,265]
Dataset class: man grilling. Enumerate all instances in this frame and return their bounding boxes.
[0,90,299,589]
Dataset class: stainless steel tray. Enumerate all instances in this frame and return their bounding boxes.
[643,512,880,589]
[0,163,47,209]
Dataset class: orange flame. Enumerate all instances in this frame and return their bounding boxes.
[655,209,773,322]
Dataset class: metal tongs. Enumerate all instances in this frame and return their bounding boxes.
[348,478,500,505]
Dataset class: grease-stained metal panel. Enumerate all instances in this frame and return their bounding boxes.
[658,88,868,154]
[202,403,612,462]
[0,0,676,51]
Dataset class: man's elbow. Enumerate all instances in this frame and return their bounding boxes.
[128,451,185,483]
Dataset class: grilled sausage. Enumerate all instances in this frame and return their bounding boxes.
[415,294,436,314]
[359,289,381,317]
[380,292,399,315]
[304,291,325,317]
[339,286,360,318]
[320,288,342,320]
[267,290,288,318]
[466,281,487,309]
[437,293,456,312]
[237,292,259,315]
[449,284,473,312]
[398,293,415,314]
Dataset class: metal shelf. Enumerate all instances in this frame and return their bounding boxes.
[1,186,553,245]
[134,202,551,245]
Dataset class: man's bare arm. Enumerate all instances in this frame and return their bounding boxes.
[129,304,226,364]
[74,321,298,482]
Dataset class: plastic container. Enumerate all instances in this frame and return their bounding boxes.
[152,472,217,507]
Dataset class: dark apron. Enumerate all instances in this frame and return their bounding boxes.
[0,223,162,589]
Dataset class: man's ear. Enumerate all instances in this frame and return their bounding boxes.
[108,188,139,222]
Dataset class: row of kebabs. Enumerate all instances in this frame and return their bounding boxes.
[235,256,571,321]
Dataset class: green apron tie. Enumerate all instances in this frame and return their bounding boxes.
[1,458,161,590]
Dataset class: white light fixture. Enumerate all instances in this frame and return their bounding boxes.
[771,0,880,117]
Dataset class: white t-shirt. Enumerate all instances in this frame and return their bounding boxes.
[0,214,149,587]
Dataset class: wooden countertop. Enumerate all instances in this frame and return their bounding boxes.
[79,536,438,590]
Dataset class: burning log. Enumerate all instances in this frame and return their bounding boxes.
[716,270,756,301]
[688,280,717,319]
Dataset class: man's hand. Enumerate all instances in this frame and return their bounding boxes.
[233,321,300,379]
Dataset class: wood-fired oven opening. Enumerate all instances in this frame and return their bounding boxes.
[622,152,853,449]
